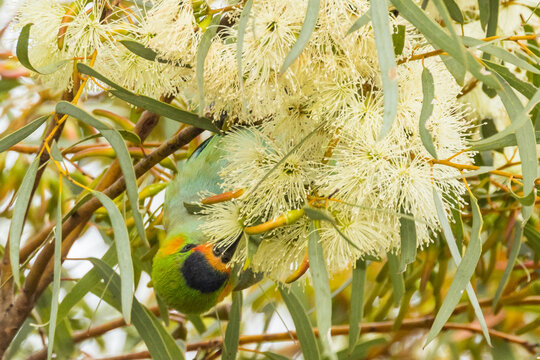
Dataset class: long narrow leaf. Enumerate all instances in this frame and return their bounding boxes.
[308,222,335,359]
[9,156,40,288]
[419,68,438,159]
[279,286,322,360]
[391,0,500,89]
[442,0,464,23]
[16,24,69,74]
[387,252,405,305]
[196,16,221,115]
[56,101,147,248]
[432,0,466,65]
[399,208,417,272]
[76,64,219,132]
[349,259,366,353]
[223,291,243,360]
[471,131,540,151]
[347,11,372,35]
[492,223,522,308]
[431,190,491,345]
[470,88,540,150]
[371,0,399,139]
[120,40,189,68]
[89,258,184,360]
[461,37,540,74]
[92,191,134,324]
[280,0,320,74]
[495,80,538,206]
[57,246,117,322]
[237,0,253,91]
[47,178,63,360]
[0,115,49,153]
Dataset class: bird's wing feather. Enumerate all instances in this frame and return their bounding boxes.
[163,135,227,243]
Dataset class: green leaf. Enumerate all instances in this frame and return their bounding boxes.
[432,0,466,65]
[57,246,117,323]
[419,67,438,159]
[390,0,501,89]
[471,131,540,151]
[338,338,387,360]
[263,352,290,360]
[156,294,170,327]
[9,156,40,288]
[89,258,184,360]
[442,0,464,24]
[76,64,219,133]
[387,252,405,306]
[196,15,221,116]
[484,60,536,99]
[371,0,398,139]
[308,222,335,359]
[430,189,491,346]
[92,191,134,324]
[223,291,243,360]
[485,0,498,37]
[478,0,489,30]
[470,87,540,153]
[16,23,70,74]
[0,115,49,153]
[496,79,538,204]
[461,37,540,74]
[56,101,148,248]
[280,0,320,74]
[349,259,366,353]
[46,179,63,360]
[399,208,417,272]
[392,25,406,56]
[62,131,141,155]
[492,223,522,309]
[50,141,64,162]
[346,10,372,35]
[237,0,253,97]
[441,55,466,86]
[120,40,189,68]
[186,314,207,335]
[0,78,20,93]
[279,286,322,360]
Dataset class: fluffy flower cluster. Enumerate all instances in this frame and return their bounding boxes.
[17,0,474,279]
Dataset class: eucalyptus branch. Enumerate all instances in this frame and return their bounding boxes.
[94,318,538,360]
[0,125,203,356]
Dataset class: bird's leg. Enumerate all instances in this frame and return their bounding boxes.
[201,189,245,204]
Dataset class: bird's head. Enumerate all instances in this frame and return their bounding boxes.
[151,232,241,314]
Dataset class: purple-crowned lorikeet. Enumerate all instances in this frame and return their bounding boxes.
[151,134,255,314]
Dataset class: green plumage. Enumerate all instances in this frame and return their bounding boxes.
[152,135,231,314]
[163,136,227,242]
[152,249,227,314]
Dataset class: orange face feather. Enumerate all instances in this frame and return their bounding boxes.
[157,236,186,257]
[193,244,231,273]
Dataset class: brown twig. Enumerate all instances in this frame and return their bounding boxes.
[7,142,168,155]
[94,317,538,360]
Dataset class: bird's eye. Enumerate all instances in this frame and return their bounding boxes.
[179,244,196,253]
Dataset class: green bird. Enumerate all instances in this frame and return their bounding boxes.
[151,134,248,314]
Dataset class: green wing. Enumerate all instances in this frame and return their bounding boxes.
[163,135,227,244]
